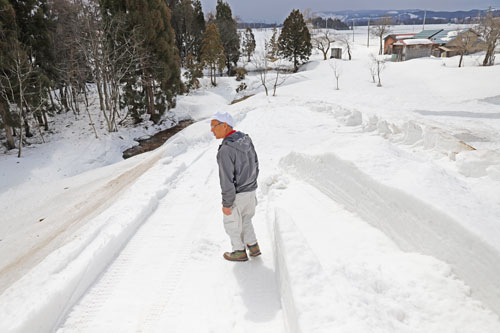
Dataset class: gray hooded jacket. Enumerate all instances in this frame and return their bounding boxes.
[217,131,259,208]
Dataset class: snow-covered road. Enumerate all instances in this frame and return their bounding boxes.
[56,146,284,332]
[49,99,499,332]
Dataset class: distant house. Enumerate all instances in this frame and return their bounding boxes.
[383,33,416,54]
[430,29,486,57]
[392,39,434,61]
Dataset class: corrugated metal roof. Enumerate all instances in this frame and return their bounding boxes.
[431,29,479,44]
[394,39,434,46]
[412,29,443,39]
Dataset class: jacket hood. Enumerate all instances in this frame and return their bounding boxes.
[222,131,252,153]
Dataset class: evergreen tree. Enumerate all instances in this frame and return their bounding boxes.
[200,23,225,86]
[215,0,239,75]
[0,0,18,149]
[9,0,54,131]
[183,53,203,92]
[101,0,182,123]
[278,10,312,72]
[268,27,279,60]
[168,0,206,65]
[241,27,256,62]
[192,0,206,60]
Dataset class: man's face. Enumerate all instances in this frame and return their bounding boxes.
[211,119,227,139]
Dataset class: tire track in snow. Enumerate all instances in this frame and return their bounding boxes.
[56,148,220,332]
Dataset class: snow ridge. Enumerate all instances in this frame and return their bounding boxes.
[279,152,500,316]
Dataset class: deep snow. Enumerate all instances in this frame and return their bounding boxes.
[1,25,500,332]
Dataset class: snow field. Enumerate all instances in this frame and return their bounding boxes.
[1,24,500,333]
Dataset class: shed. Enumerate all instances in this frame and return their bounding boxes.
[392,39,434,61]
[383,33,416,54]
[330,48,342,59]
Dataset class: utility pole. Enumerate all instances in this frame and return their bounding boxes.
[352,19,355,42]
[422,10,427,30]
[367,16,370,47]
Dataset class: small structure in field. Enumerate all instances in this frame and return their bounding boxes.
[383,33,416,54]
[330,48,342,59]
[430,29,487,57]
[392,39,434,61]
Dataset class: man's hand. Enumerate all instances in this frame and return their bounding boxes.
[222,206,232,216]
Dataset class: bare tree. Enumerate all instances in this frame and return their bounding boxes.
[77,0,147,132]
[271,58,290,96]
[339,35,353,60]
[0,43,35,157]
[313,30,335,60]
[371,16,392,55]
[455,29,477,68]
[330,60,342,90]
[370,54,386,87]
[252,40,271,96]
[478,10,500,66]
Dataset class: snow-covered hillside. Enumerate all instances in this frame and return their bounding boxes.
[1,25,500,332]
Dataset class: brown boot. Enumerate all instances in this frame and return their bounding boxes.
[223,250,248,262]
[247,242,261,257]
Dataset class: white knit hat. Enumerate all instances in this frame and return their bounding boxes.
[211,112,234,128]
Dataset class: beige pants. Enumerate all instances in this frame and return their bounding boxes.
[223,191,258,251]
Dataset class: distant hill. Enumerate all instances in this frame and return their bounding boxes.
[314,8,500,25]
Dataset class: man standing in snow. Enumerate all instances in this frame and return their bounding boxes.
[210,112,261,262]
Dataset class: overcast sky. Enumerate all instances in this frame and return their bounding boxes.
[199,0,500,22]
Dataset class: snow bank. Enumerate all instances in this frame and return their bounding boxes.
[279,152,500,316]
[0,135,194,333]
[273,208,341,332]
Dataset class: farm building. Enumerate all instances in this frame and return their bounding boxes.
[383,33,416,54]
[392,39,434,61]
[430,29,487,57]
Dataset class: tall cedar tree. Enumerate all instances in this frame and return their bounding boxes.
[278,10,312,72]
[268,27,279,60]
[167,0,206,65]
[9,0,54,131]
[200,23,226,86]
[0,0,18,149]
[242,27,256,62]
[215,0,239,75]
[101,0,182,123]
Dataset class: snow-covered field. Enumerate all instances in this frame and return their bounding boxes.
[1,25,500,332]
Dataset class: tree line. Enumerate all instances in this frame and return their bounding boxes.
[0,0,315,157]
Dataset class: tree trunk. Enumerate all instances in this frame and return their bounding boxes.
[18,107,23,158]
[483,47,493,66]
[379,37,383,55]
[95,79,106,113]
[48,88,57,113]
[61,86,69,112]
[144,73,155,118]
[293,54,298,72]
[42,108,49,131]
[0,102,16,149]
[459,53,464,67]
[322,50,327,60]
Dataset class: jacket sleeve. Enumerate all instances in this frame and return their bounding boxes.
[217,146,236,208]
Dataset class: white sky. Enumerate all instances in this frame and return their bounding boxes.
[199,0,500,22]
